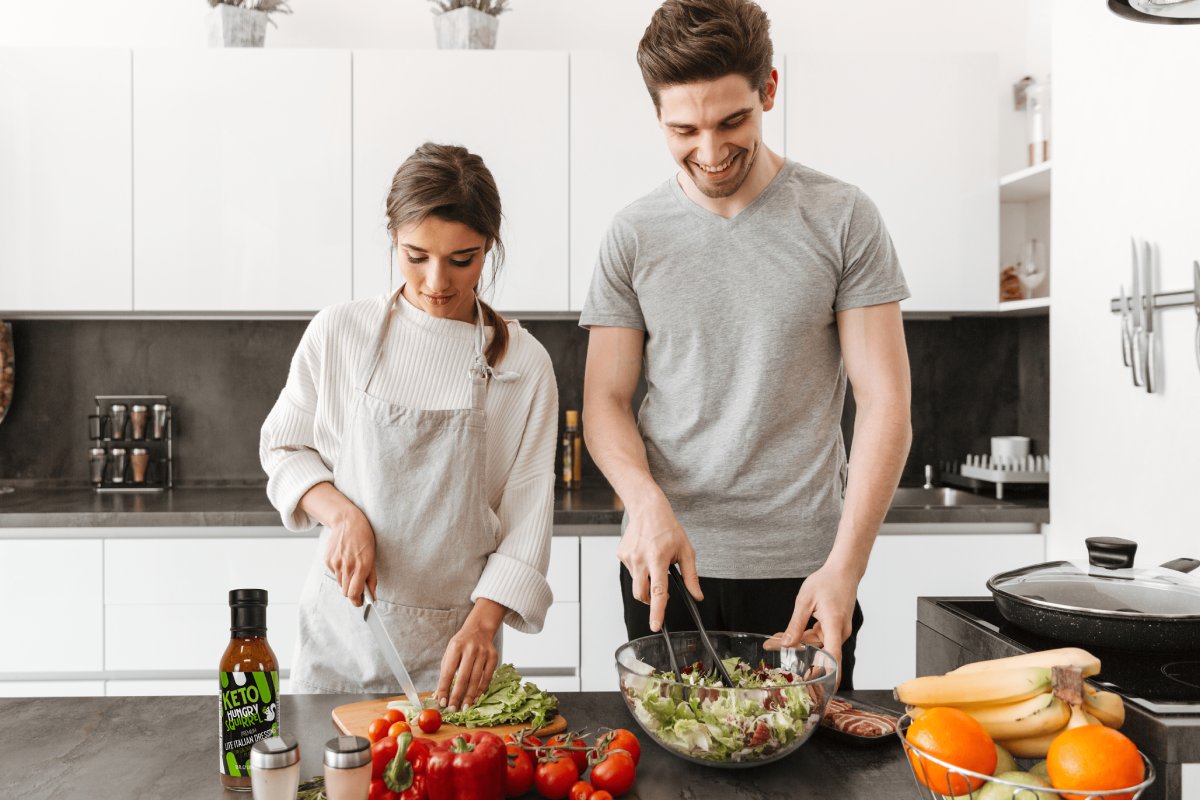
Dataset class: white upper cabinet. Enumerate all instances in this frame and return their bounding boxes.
[0,49,132,312]
[569,51,786,311]
[786,53,999,313]
[132,49,352,312]
[353,51,569,312]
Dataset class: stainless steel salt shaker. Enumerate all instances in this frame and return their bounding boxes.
[89,448,107,486]
[130,404,148,440]
[249,735,301,800]
[110,447,127,484]
[151,403,168,440]
[110,403,128,440]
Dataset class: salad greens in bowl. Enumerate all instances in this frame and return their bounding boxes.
[615,632,838,767]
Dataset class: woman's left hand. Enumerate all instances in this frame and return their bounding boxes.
[436,598,506,711]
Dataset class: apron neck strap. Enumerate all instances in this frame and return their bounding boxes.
[357,287,404,393]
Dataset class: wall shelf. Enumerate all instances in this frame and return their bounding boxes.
[1000,161,1052,203]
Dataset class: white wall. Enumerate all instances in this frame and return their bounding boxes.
[1049,1,1200,565]
[1,0,1041,171]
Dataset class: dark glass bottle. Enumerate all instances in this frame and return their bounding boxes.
[219,588,280,792]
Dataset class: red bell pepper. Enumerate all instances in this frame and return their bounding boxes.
[370,732,431,800]
[425,731,506,800]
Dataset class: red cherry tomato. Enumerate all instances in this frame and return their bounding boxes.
[367,717,391,744]
[417,707,442,734]
[597,729,641,766]
[590,749,636,797]
[590,792,614,800]
[383,708,406,725]
[504,744,534,797]
[370,736,399,780]
[548,732,588,775]
[504,731,543,755]
[569,779,595,800]
[534,753,580,800]
[387,720,411,738]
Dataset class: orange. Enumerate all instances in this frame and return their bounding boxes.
[1047,725,1145,800]
[905,707,997,795]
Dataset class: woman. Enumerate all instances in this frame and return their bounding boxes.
[260,143,558,711]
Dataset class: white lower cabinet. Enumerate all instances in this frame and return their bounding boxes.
[0,681,105,697]
[504,602,580,692]
[854,532,1044,690]
[0,540,104,673]
[579,536,627,692]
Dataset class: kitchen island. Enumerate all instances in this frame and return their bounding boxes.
[1,690,916,799]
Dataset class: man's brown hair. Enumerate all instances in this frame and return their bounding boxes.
[637,0,774,111]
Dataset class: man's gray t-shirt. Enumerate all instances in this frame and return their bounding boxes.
[580,159,909,580]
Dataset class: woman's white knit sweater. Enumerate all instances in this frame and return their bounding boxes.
[260,292,559,633]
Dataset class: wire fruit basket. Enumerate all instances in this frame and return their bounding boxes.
[896,715,1155,800]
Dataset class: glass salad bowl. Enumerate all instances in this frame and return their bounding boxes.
[614,631,838,768]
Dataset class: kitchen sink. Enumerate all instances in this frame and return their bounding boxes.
[890,487,1010,508]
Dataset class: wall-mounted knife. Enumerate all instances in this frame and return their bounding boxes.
[1119,283,1133,367]
[1131,238,1145,387]
[1142,239,1155,393]
[1193,260,1200,373]
[363,585,424,711]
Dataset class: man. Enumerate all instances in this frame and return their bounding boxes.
[579,0,912,689]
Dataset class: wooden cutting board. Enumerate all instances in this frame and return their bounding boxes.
[332,693,567,743]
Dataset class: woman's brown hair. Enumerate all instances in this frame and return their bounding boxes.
[385,142,509,367]
[637,0,774,110]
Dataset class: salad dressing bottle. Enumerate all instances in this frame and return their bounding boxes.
[219,588,280,792]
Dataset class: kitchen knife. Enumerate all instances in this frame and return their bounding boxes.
[1193,260,1200,372]
[362,585,424,711]
[1141,239,1155,393]
[1131,238,1145,387]
[1119,283,1133,367]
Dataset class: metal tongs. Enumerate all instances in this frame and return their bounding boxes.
[667,563,735,687]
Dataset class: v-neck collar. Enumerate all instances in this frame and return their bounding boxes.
[669,158,792,227]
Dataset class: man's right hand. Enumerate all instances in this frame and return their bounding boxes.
[618,493,703,632]
[324,504,378,607]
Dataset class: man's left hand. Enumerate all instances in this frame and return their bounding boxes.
[765,563,859,690]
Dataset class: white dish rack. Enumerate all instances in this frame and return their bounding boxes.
[957,453,1049,499]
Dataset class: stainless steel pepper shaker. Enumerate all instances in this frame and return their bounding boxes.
[130,404,148,440]
[110,447,127,484]
[110,403,128,441]
[151,403,168,440]
[89,448,107,486]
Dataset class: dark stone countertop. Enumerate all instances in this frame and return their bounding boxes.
[1,690,917,800]
[0,483,1046,531]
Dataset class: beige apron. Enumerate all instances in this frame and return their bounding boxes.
[290,288,501,694]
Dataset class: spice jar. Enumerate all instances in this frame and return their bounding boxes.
[249,735,300,800]
[130,448,149,483]
[130,404,148,439]
[323,736,372,800]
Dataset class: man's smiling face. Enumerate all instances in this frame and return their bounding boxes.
[657,71,776,200]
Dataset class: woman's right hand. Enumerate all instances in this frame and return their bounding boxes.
[325,503,377,607]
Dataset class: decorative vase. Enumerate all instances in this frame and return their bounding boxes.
[207,5,269,48]
[433,6,500,50]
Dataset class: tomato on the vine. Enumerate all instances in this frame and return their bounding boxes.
[504,744,534,797]
[534,752,580,800]
[367,717,391,744]
[569,779,595,800]
[504,731,543,757]
[596,729,641,766]
[590,749,636,797]
[548,732,588,775]
[417,707,442,734]
[370,736,399,780]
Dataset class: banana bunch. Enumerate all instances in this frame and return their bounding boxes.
[896,647,1126,758]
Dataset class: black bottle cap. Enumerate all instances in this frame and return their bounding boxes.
[229,588,268,636]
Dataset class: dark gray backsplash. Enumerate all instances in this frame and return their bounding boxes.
[0,315,1047,489]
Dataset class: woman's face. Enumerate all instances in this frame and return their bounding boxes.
[395,216,489,324]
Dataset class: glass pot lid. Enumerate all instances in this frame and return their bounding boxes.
[989,537,1200,619]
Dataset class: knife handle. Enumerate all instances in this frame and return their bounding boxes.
[1121,317,1132,368]
[1144,332,1154,394]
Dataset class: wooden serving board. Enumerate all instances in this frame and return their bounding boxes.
[332,693,567,743]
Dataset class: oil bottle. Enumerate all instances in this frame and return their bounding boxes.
[219,588,280,792]
[561,409,582,489]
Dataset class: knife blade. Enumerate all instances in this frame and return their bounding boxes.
[1193,260,1200,372]
[1119,283,1133,367]
[362,585,424,711]
[1141,239,1154,393]
[1131,238,1145,387]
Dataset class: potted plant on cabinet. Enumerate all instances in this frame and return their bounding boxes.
[428,0,510,50]
[206,0,292,48]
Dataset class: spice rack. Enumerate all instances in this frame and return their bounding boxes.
[89,394,174,493]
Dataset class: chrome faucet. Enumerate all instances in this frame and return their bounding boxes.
[922,464,936,490]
